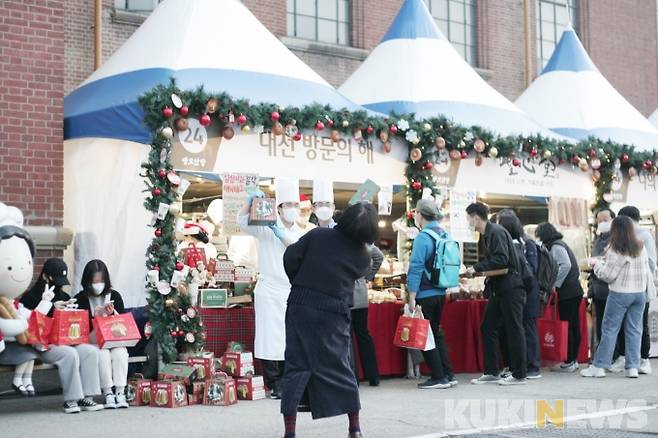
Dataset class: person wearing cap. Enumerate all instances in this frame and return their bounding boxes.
[406,198,456,390]
[313,179,336,229]
[238,177,305,399]
[296,194,316,232]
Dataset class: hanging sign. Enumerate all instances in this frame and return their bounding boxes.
[450,190,478,243]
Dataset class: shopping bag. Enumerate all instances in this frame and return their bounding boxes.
[537,292,568,362]
[393,305,434,351]
[92,313,141,349]
[50,308,90,345]
[26,312,53,345]
[181,243,207,268]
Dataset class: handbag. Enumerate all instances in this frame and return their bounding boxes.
[537,292,568,362]
[181,243,207,268]
[393,305,435,351]
[26,311,53,345]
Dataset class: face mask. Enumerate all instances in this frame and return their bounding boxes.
[91,282,105,296]
[315,206,334,222]
[365,243,375,251]
[467,219,476,232]
[282,207,299,224]
[596,221,611,235]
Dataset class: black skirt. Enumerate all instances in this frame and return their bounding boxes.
[281,291,360,419]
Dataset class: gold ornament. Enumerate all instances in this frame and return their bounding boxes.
[223,126,235,140]
[435,136,446,150]
[161,127,174,139]
[174,118,189,132]
[272,122,284,136]
[165,299,174,308]
[412,137,420,145]
[449,149,461,161]
[488,147,498,158]
[241,125,251,133]
[459,140,466,149]
[543,150,552,159]
[651,166,658,175]
[206,98,219,114]
[410,148,422,162]
[473,138,485,153]
[330,129,341,143]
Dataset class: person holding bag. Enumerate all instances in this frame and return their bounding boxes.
[581,216,652,379]
[74,259,129,408]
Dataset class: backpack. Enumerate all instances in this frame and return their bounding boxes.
[422,229,461,289]
[513,241,535,294]
[536,245,558,303]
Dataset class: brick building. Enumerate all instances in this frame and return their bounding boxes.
[2,0,658,263]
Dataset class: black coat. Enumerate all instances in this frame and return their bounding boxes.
[21,280,71,316]
[74,289,126,331]
[474,222,526,297]
[589,233,611,300]
[281,227,370,419]
[522,239,542,319]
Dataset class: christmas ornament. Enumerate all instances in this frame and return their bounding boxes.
[187,308,197,319]
[543,150,552,159]
[153,265,160,271]
[161,127,174,139]
[162,107,173,118]
[473,139,485,153]
[406,211,414,220]
[170,330,178,337]
[398,119,409,131]
[158,169,167,178]
[629,167,638,178]
[315,120,325,131]
[292,132,302,141]
[589,149,597,158]
[174,118,189,132]
[200,332,206,340]
[156,281,171,295]
[389,125,398,135]
[223,126,235,140]
[206,98,219,113]
[176,261,184,271]
[178,330,185,338]
[330,130,341,143]
[326,117,334,128]
[179,105,189,116]
[435,136,446,149]
[383,141,392,153]
[284,123,299,138]
[422,123,432,132]
[410,148,422,162]
[170,94,183,108]
[185,333,196,343]
[342,120,349,128]
[167,172,181,186]
[424,161,433,170]
[449,149,461,161]
[165,299,174,308]
[578,158,589,171]
[152,188,161,196]
[168,203,181,216]
[572,155,581,165]
[272,122,284,136]
[651,166,658,175]
[236,114,247,125]
[405,129,419,143]
[622,154,630,162]
[241,125,251,133]
[378,129,389,143]
[155,228,162,237]
[488,147,498,158]
[459,140,466,149]
[590,158,601,170]
[199,114,211,127]
[645,159,654,169]
[159,149,168,164]
[411,181,422,191]
[592,170,601,182]
[475,155,484,167]
[460,150,468,160]
[270,111,280,121]
[529,147,538,158]
[144,321,153,338]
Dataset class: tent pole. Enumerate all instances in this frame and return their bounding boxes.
[94,0,102,70]
[523,0,532,87]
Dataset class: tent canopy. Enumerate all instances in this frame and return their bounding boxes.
[64,0,362,144]
[650,108,658,129]
[339,0,567,140]
[516,26,658,151]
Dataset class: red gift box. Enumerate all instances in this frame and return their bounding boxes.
[538,293,568,362]
[187,357,215,380]
[189,381,206,395]
[126,377,152,406]
[393,314,430,350]
[92,313,141,349]
[188,393,203,405]
[203,373,238,406]
[26,312,53,346]
[150,381,188,408]
[236,375,265,400]
[50,309,89,346]
[220,352,254,377]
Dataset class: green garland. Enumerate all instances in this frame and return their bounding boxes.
[139,79,656,360]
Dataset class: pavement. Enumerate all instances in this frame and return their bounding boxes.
[2,362,658,438]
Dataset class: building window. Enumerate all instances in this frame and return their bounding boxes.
[424,0,478,66]
[287,0,350,46]
[115,0,162,11]
[536,0,579,72]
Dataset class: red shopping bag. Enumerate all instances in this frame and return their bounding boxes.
[92,313,141,349]
[393,307,434,350]
[26,312,53,345]
[50,308,90,346]
[537,292,568,362]
[181,243,207,268]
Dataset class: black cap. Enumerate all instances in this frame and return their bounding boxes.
[43,258,70,287]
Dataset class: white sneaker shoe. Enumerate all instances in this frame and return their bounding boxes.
[580,365,606,378]
[497,375,527,386]
[609,356,625,373]
[104,393,117,409]
[115,393,129,408]
[627,368,639,378]
[639,359,652,375]
[551,361,579,373]
[470,374,501,385]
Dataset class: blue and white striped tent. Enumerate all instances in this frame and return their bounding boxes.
[339,0,565,139]
[516,26,658,151]
[64,0,361,144]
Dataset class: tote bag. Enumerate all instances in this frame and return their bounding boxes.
[537,292,568,362]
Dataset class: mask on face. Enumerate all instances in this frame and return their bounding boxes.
[467,219,476,232]
[315,206,334,222]
[596,221,611,235]
[91,282,105,296]
[365,243,375,251]
[282,207,299,224]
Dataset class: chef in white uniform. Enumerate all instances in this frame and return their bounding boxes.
[237,177,304,399]
[313,180,336,229]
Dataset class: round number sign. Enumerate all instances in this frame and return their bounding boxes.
[177,118,208,154]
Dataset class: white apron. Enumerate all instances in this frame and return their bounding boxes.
[238,215,304,360]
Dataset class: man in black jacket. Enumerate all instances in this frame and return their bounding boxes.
[465,203,527,386]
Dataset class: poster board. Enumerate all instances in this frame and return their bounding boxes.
[450,190,478,243]
[220,173,259,236]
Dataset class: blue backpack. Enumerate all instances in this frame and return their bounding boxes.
[422,229,461,289]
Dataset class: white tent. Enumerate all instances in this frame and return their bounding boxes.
[63,0,366,306]
[339,0,566,139]
[650,108,658,128]
[516,26,658,151]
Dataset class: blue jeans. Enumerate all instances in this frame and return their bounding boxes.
[593,291,646,370]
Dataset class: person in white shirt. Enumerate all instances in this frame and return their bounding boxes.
[312,180,336,229]
[237,178,304,399]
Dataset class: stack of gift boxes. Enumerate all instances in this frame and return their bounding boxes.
[219,350,265,400]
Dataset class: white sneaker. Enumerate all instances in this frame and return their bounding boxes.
[639,359,652,375]
[104,393,117,409]
[609,356,625,373]
[627,368,639,378]
[497,375,527,386]
[551,361,579,373]
[580,365,606,378]
[470,374,501,385]
[115,393,129,408]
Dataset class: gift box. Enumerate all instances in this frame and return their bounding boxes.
[150,381,188,408]
[214,256,234,282]
[50,309,90,346]
[126,377,152,406]
[234,267,255,283]
[187,357,215,380]
[159,364,198,387]
[92,313,141,349]
[180,243,207,268]
[206,258,217,276]
[189,381,206,395]
[248,198,277,226]
[220,352,254,377]
[26,312,53,346]
[236,376,266,400]
[188,393,203,405]
[203,373,238,406]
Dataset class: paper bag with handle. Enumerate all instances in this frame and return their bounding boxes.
[393,304,435,351]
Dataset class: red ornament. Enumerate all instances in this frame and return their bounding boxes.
[406,211,414,220]
[424,161,433,170]
[153,265,160,271]
[315,121,325,131]
[512,158,521,167]
[178,330,185,337]
[460,150,468,159]
[152,188,161,196]
[366,125,374,135]
[572,155,581,165]
[170,331,178,337]
[179,106,189,116]
[199,114,211,126]
[175,261,184,271]
[411,181,422,191]
[645,160,654,169]
[154,228,162,237]
[270,111,280,121]
[292,132,302,141]
[237,114,247,125]
[529,147,538,157]
[162,107,173,118]
[622,154,630,162]
[589,149,597,158]
[158,169,167,178]
[389,125,398,135]
[327,119,334,127]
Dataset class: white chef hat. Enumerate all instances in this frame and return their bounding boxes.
[0,203,24,228]
[275,178,300,206]
[312,179,334,204]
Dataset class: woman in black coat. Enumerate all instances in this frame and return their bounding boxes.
[280,202,378,438]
